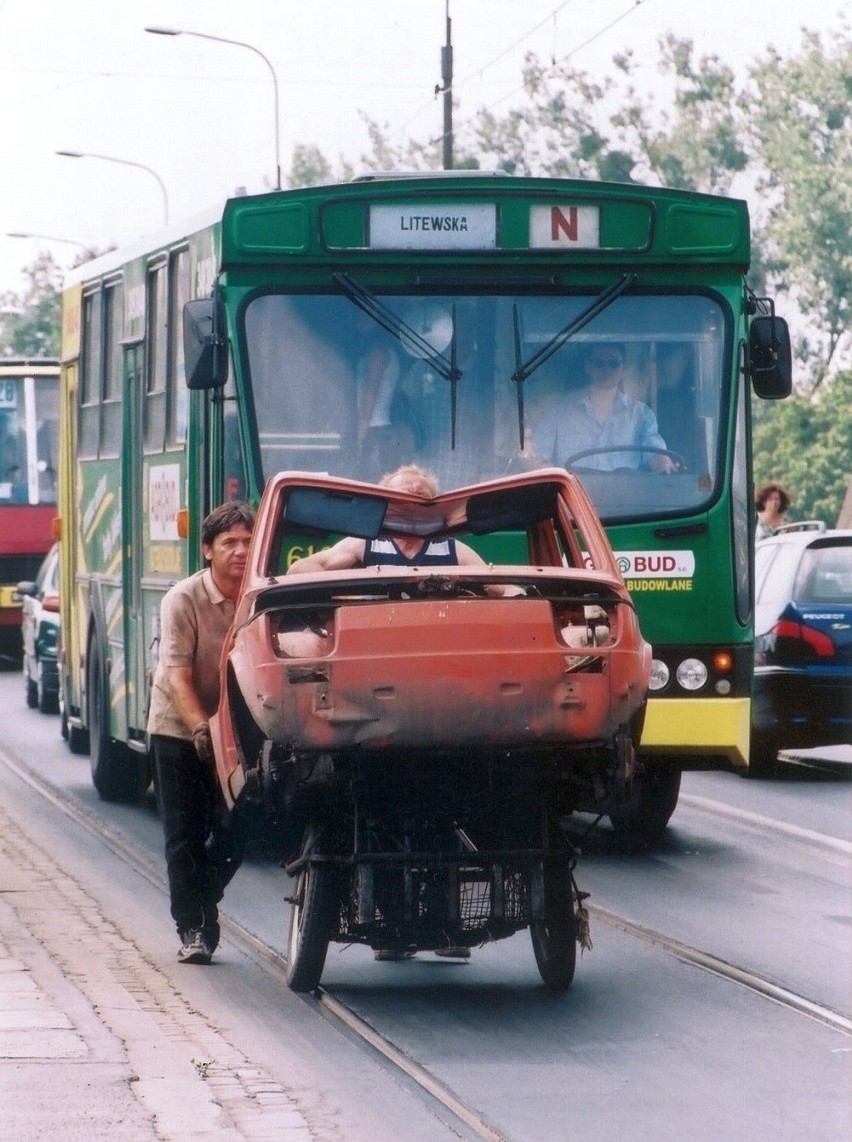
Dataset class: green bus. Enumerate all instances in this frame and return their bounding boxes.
[58,173,790,831]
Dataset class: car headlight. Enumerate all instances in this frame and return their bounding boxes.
[648,658,670,691]
[676,658,708,691]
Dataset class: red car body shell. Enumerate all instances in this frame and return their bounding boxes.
[211,469,650,810]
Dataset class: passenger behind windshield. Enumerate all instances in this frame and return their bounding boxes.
[355,320,424,482]
[526,342,678,474]
[654,342,703,472]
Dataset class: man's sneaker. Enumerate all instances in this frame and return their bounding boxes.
[434,946,471,959]
[178,929,213,965]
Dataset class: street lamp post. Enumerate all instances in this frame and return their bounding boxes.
[6,232,89,250]
[56,150,170,226]
[145,25,281,190]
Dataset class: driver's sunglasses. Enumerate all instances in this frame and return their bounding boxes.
[589,357,623,371]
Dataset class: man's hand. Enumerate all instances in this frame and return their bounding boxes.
[192,721,214,766]
[649,452,678,474]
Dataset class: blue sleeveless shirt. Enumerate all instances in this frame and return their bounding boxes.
[363,537,459,567]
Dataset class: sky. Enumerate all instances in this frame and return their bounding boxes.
[0,0,847,297]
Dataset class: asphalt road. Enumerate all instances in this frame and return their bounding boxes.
[0,668,849,1141]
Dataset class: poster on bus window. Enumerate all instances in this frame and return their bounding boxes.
[149,464,181,541]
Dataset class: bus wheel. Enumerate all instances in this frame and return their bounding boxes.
[87,639,147,803]
[746,732,780,779]
[530,860,577,991]
[67,719,89,755]
[608,763,681,844]
[61,690,89,753]
[286,856,334,992]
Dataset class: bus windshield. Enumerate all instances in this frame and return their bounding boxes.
[243,289,727,521]
[0,373,58,506]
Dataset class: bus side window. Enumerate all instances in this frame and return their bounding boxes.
[100,280,124,459]
[79,289,102,460]
[167,248,190,448]
[144,261,167,454]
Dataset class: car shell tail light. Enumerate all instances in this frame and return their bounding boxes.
[275,608,335,658]
[554,602,615,649]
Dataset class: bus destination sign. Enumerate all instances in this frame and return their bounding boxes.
[370,204,497,250]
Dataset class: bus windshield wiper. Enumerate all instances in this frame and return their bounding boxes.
[510,272,636,448]
[333,273,464,447]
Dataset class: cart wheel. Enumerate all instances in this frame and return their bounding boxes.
[530,862,577,992]
[286,861,334,992]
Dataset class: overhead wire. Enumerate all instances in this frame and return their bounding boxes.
[428,0,650,148]
[491,0,649,110]
[395,0,574,138]
[452,0,575,90]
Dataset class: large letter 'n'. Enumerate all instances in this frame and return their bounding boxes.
[551,206,578,242]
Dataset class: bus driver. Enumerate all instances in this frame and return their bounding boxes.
[529,342,677,473]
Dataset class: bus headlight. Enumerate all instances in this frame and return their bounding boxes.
[676,657,708,691]
[648,658,670,691]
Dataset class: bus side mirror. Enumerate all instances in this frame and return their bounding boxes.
[184,298,229,390]
[749,315,792,399]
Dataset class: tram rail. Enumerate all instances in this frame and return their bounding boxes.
[1,739,849,1141]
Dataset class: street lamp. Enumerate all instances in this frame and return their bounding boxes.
[56,150,170,226]
[6,232,89,250]
[146,25,281,190]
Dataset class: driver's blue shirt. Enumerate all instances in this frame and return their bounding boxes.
[533,388,667,470]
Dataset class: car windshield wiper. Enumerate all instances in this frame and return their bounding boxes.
[333,273,464,447]
[510,273,637,448]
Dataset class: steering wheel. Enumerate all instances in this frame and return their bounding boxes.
[565,445,687,473]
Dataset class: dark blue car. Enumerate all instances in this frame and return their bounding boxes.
[752,525,852,773]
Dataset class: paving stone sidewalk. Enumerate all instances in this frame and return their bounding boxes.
[0,806,314,1140]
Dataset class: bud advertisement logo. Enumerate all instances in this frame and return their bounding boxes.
[615,550,696,593]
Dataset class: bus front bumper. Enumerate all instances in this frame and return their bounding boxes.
[640,697,751,769]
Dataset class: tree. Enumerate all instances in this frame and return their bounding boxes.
[470,58,626,178]
[0,252,63,358]
[744,29,852,387]
[448,35,747,192]
[753,369,852,525]
[610,35,748,194]
[357,112,445,174]
[288,143,354,189]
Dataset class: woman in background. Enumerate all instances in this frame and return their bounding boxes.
[755,483,792,540]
